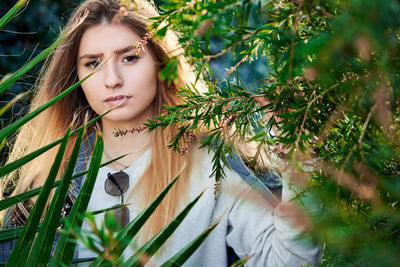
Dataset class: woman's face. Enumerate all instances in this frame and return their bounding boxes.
[77,23,158,126]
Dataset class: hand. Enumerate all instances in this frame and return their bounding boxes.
[254,95,316,189]
[254,96,291,168]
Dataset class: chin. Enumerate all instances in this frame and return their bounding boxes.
[104,112,145,124]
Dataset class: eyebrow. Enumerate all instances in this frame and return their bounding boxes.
[78,45,136,60]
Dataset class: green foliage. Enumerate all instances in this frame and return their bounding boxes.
[146,0,400,266]
[1,0,399,266]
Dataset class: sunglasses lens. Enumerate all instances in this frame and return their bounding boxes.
[105,171,129,196]
[119,206,130,228]
[107,205,130,229]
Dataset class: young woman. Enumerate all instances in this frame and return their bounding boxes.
[0,0,322,265]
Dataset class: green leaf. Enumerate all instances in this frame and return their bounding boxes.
[0,71,93,142]
[5,127,72,267]
[0,31,71,96]
[159,57,179,85]
[49,133,103,267]
[0,0,29,30]
[0,107,106,180]
[71,257,97,264]
[87,203,129,217]
[0,154,125,212]
[90,175,179,266]
[160,211,225,267]
[121,191,205,267]
[156,25,169,37]
[26,126,85,266]
[0,205,121,245]
[0,220,54,244]
[0,138,5,153]
[229,254,253,267]
[0,93,24,117]
[0,137,63,179]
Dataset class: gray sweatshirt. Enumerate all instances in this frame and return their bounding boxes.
[76,147,322,266]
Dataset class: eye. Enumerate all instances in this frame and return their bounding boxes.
[122,55,139,63]
[84,60,100,69]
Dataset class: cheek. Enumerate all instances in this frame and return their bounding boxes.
[130,67,158,99]
[147,64,159,97]
[80,81,100,108]
[76,64,86,81]
[146,73,158,104]
[80,82,91,100]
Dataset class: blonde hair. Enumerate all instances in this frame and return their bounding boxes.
[1,0,203,238]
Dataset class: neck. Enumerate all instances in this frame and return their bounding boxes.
[101,119,152,169]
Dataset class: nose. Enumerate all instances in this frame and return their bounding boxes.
[104,61,123,89]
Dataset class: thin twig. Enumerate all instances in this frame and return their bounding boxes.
[294,81,342,146]
[289,0,305,74]
[173,93,263,112]
[227,55,249,75]
[204,49,231,61]
[316,105,347,144]
[249,78,271,88]
[358,104,377,148]
[295,90,316,147]
[204,29,262,61]
[339,103,377,180]
[293,0,305,33]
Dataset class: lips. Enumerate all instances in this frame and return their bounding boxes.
[104,95,132,107]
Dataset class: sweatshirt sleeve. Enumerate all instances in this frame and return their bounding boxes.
[224,171,323,267]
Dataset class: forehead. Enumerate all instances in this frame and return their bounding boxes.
[78,23,141,55]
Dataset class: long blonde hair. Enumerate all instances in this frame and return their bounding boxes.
[1,0,200,238]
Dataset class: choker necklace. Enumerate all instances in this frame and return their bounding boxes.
[103,141,151,171]
[113,126,147,137]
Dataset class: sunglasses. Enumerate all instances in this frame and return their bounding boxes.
[105,171,130,229]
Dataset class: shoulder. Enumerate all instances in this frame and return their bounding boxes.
[190,145,280,204]
[190,146,242,182]
[189,146,254,198]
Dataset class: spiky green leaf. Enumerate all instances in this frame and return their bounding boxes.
[49,133,103,267]
[160,211,224,267]
[121,191,205,267]
[90,175,179,266]
[5,127,72,267]
[26,126,85,266]
[0,0,29,30]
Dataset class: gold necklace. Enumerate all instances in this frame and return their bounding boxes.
[103,141,151,171]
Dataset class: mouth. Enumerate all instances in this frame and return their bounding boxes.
[104,95,132,107]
